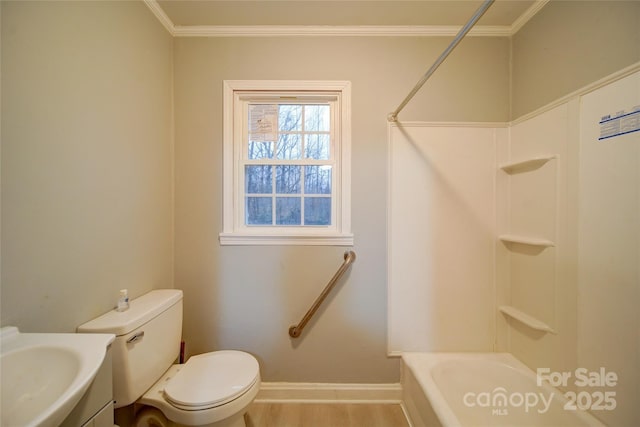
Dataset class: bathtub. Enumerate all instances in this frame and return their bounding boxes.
[401,353,606,427]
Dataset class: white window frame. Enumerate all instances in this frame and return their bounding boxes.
[220,80,353,246]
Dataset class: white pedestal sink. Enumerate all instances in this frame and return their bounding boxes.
[0,326,114,427]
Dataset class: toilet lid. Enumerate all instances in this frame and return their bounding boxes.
[163,350,260,410]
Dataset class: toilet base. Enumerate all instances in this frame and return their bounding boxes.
[135,407,247,427]
[137,363,260,427]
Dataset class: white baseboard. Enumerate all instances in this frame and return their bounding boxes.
[255,382,403,404]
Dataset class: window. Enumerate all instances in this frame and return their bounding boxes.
[220,81,352,245]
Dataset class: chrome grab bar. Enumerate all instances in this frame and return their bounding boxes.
[289,250,356,338]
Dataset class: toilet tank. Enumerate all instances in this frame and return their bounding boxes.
[78,289,183,408]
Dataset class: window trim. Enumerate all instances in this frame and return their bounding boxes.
[220,80,353,246]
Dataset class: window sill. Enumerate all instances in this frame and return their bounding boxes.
[219,233,354,246]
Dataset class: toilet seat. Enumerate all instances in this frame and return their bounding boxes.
[163,350,260,411]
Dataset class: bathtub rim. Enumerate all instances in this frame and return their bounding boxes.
[401,352,606,427]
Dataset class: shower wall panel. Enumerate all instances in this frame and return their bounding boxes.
[388,124,505,354]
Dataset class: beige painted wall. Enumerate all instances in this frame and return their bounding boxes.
[173,36,509,382]
[511,0,640,119]
[1,1,174,332]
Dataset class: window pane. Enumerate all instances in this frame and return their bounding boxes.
[246,197,272,225]
[305,166,332,194]
[304,105,330,131]
[304,198,331,225]
[276,197,301,225]
[279,105,302,131]
[245,165,272,194]
[304,134,330,160]
[276,134,301,160]
[276,165,301,194]
[248,140,274,159]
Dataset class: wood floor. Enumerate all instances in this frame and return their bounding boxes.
[245,403,410,427]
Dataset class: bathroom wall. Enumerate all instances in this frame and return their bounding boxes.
[1,1,174,332]
[511,0,640,120]
[173,36,509,382]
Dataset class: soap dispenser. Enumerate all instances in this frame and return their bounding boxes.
[116,289,130,312]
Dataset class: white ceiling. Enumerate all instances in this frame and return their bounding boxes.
[155,0,538,27]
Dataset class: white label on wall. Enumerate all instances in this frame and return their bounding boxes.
[599,105,640,140]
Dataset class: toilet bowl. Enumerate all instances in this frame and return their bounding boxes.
[77,289,260,427]
[136,351,260,427]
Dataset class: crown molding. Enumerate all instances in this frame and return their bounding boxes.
[173,25,512,38]
[510,0,550,35]
[143,0,176,36]
[144,0,548,38]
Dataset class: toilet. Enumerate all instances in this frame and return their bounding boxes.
[78,289,260,427]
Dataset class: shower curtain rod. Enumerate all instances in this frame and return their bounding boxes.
[387,0,495,122]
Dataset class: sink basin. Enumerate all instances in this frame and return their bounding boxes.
[1,326,114,427]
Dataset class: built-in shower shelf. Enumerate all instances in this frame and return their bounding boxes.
[499,234,555,247]
[499,305,556,334]
[500,155,556,174]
